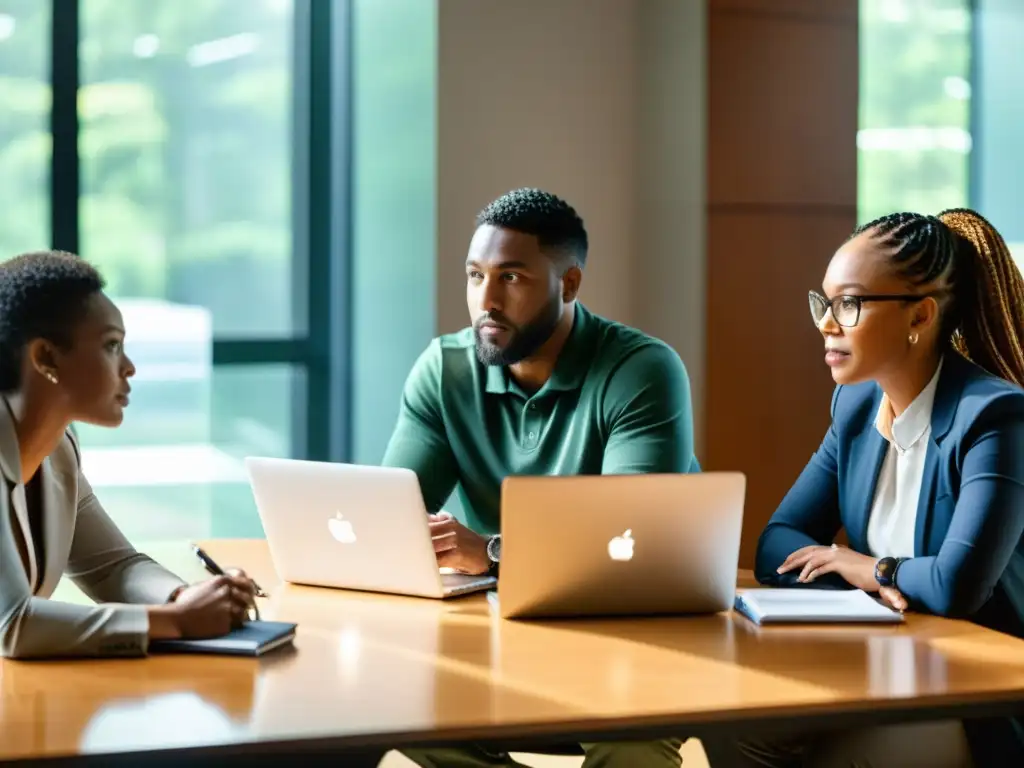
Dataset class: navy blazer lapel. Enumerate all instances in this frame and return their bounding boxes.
[930,353,968,442]
[914,441,939,556]
[913,353,968,555]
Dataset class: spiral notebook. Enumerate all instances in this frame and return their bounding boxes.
[149,620,297,656]
[734,588,904,625]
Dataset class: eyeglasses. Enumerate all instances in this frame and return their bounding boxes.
[807,290,933,328]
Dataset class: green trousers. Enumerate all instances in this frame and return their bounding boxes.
[401,738,684,767]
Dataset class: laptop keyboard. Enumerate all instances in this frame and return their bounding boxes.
[441,572,495,594]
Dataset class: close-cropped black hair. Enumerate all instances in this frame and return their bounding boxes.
[475,188,589,267]
[853,208,1024,387]
[0,251,105,392]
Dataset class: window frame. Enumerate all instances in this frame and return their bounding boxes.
[48,0,352,463]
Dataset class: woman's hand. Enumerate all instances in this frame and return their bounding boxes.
[777,544,880,592]
[176,571,255,611]
[150,572,256,640]
[878,586,908,612]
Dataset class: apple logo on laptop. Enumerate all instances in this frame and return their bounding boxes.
[328,512,357,544]
[608,529,634,561]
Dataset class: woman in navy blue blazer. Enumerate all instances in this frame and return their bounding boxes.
[704,209,1024,768]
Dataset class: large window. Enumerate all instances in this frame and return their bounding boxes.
[79,0,298,338]
[860,1,1024,269]
[0,0,49,256]
[972,0,1024,271]
[0,0,348,541]
[74,0,297,540]
[858,0,972,223]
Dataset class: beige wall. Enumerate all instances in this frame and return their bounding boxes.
[436,0,708,451]
[634,0,708,453]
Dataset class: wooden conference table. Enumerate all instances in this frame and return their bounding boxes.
[3,539,1024,765]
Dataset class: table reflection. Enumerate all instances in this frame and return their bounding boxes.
[4,552,1024,764]
[248,582,605,738]
[0,654,261,759]
[489,607,744,717]
[248,583,450,738]
[81,691,247,752]
[731,616,958,698]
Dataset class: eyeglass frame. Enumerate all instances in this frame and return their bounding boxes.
[808,290,942,329]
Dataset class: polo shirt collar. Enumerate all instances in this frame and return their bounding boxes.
[484,303,595,396]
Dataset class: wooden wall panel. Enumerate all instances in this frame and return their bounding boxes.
[706,0,859,568]
[710,0,857,22]
[707,12,858,207]
[706,210,851,564]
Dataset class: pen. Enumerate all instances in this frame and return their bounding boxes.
[193,545,269,598]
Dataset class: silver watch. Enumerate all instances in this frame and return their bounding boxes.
[486,534,502,564]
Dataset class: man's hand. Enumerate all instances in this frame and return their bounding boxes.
[428,512,491,575]
[777,544,880,592]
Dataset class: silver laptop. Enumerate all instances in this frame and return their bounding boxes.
[495,472,746,619]
[244,457,496,599]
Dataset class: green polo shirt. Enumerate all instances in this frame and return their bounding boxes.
[381,303,699,535]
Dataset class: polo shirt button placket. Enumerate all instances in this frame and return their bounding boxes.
[524,401,540,448]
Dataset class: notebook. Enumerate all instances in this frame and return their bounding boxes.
[734,588,905,625]
[149,620,298,656]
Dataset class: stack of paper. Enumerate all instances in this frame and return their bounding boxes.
[734,588,905,625]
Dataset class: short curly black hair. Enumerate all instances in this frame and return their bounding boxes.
[476,188,589,267]
[0,251,105,392]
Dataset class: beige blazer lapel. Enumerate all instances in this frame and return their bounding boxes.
[0,396,37,592]
[37,453,77,597]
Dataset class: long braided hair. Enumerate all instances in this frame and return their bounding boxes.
[852,208,1024,387]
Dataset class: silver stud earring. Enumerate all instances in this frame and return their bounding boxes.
[908,332,919,345]
[44,372,58,384]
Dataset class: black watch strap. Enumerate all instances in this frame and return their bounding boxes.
[875,556,907,588]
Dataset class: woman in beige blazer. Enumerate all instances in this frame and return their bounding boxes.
[0,251,256,659]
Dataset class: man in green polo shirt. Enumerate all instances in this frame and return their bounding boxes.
[382,188,697,768]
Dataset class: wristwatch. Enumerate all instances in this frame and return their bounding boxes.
[874,556,906,588]
[487,536,503,565]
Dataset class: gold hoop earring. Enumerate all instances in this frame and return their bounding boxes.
[908,332,919,345]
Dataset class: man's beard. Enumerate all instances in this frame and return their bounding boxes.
[474,299,562,367]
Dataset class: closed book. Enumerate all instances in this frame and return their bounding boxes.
[734,588,904,625]
[149,620,297,656]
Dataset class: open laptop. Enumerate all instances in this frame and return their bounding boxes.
[494,472,746,619]
[244,457,496,599]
